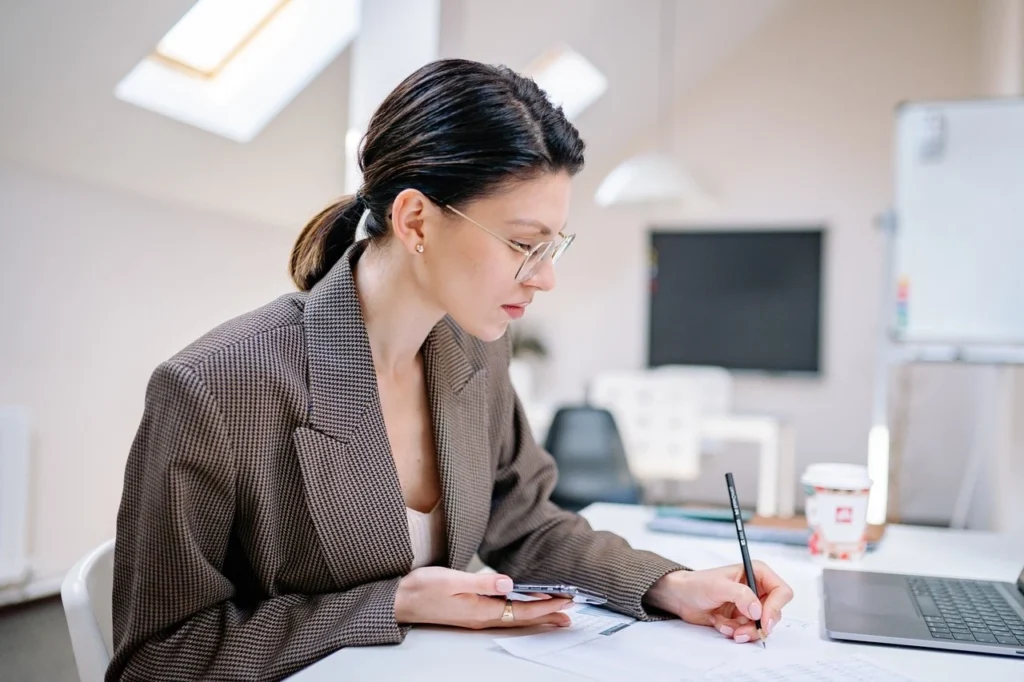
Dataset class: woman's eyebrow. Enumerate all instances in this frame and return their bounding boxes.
[504,218,555,236]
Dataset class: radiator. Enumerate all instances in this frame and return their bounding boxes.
[0,406,30,587]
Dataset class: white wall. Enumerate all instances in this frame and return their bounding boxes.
[978,0,1024,536]
[979,0,1024,96]
[528,0,1002,523]
[0,161,295,593]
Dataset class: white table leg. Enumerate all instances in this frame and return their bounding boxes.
[756,426,778,518]
[777,422,796,518]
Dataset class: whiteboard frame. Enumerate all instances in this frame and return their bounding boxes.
[890,96,1024,348]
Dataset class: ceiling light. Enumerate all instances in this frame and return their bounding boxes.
[595,152,712,208]
[116,0,359,142]
[526,44,607,121]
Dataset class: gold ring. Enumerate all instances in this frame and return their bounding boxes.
[501,599,515,624]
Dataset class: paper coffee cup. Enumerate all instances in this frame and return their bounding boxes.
[801,463,872,561]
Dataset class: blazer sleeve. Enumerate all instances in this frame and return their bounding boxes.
[107,361,406,682]
[476,344,690,621]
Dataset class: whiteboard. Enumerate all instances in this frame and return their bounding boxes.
[893,98,1024,346]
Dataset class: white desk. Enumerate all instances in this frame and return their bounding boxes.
[290,504,1024,681]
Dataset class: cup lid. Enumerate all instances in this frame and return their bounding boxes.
[801,463,872,490]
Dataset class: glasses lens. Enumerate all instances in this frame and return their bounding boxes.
[516,242,554,282]
[551,234,575,263]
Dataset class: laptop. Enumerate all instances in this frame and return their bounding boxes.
[823,565,1024,658]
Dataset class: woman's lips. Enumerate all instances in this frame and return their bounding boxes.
[502,304,526,319]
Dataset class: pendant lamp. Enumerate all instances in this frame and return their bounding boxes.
[594,0,711,208]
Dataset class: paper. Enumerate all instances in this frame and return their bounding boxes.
[497,613,866,682]
[542,621,728,682]
[498,614,820,682]
[495,604,634,659]
[699,655,921,681]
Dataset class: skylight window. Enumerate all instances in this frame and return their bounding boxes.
[154,0,290,78]
[116,0,359,142]
[526,45,607,121]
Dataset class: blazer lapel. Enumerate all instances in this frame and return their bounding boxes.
[297,244,412,586]
[422,322,491,570]
[298,243,493,582]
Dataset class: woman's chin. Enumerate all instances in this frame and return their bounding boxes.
[458,317,509,344]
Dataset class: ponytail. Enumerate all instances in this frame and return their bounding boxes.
[289,195,365,292]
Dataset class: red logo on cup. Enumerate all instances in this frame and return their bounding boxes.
[835,506,853,523]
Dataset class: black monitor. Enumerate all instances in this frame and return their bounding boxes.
[647,228,824,374]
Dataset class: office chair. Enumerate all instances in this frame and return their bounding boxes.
[543,405,642,512]
[61,539,115,682]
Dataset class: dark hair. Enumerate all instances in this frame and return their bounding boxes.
[289,58,586,292]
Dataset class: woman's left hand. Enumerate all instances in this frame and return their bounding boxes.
[644,561,794,644]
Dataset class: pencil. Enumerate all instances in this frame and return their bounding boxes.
[725,472,767,648]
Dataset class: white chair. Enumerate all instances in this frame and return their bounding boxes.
[588,366,796,517]
[61,539,115,682]
[588,369,706,482]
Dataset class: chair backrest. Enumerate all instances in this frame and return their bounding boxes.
[588,369,708,481]
[651,365,733,415]
[61,539,115,682]
[543,405,640,510]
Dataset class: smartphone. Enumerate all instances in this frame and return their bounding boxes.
[510,583,608,605]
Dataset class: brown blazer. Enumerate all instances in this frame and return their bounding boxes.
[108,243,687,681]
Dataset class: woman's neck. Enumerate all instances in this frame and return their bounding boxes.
[353,242,445,379]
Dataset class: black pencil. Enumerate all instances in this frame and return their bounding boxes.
[725,472,767,648]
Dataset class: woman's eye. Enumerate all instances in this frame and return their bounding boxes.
[512,241,531,250]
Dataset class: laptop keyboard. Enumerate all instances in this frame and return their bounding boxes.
[909,577,1024,645]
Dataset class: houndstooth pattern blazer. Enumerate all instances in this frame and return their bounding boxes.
[107,243,688,681]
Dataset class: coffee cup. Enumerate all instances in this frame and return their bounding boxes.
[801,463,872,561]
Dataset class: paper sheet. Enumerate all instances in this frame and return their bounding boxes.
[498,613,823,681]
[496,614,890,682]
[495,604,634,659]
[700,655,921,681]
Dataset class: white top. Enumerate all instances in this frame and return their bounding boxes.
[406,503,444,570]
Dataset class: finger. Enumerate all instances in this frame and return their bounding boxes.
[710,613,755,634]
[730,620,764,643]
[710,613,745,638]
[752,561,794,632]
[507,597,574,621]
[499,611,572,629]
[711,579,762,622]
[474,596,572,629]
[457,572,515,597]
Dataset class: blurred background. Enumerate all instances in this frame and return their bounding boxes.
[2,1,1024,677]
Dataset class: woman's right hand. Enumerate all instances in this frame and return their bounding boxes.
[394,566,573,629]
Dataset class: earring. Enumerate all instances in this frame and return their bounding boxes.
[415,244,424,253]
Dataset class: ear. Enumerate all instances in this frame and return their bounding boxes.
[390,189,436,255]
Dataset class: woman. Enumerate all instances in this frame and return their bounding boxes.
[108,59,792,681]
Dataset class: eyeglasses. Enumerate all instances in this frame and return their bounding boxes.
[444,205,576,282]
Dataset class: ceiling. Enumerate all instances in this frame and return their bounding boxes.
[0,0,791,230]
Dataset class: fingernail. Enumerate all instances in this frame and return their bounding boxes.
[749,602,762,620]
[767,618,776,634]
[735,634,750,643]
[559,601,575,610]
[719,625,734,637]
[496,578,513,592]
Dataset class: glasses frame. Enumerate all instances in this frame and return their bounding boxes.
[444,204,576,282]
